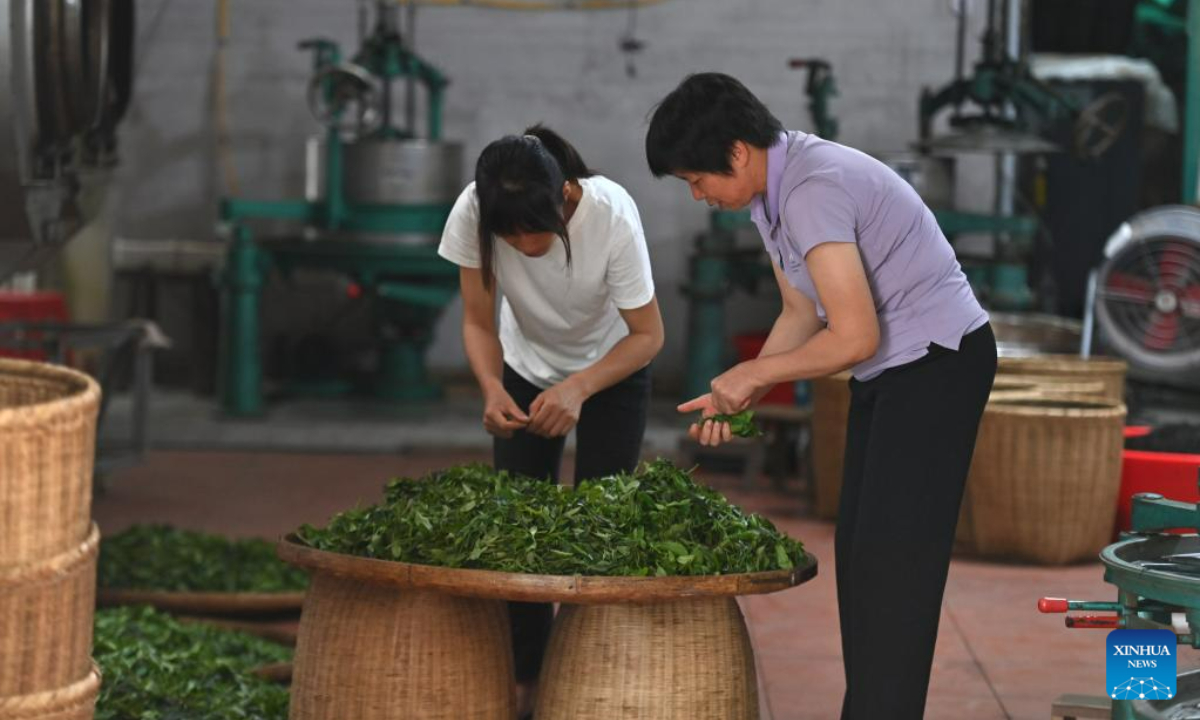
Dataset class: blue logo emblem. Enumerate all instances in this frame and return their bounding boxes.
[1107,629,1176,700]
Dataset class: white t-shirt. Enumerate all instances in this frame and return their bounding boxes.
[438,176,656,389]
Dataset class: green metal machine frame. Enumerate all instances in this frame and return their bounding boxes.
[219,10,458,416]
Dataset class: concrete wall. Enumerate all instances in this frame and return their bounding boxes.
[115,0,993,387]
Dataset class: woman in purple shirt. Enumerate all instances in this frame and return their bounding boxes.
[646,73,997,720]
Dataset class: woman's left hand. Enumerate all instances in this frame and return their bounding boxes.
[709,361,764,414]
[528,378,587,438]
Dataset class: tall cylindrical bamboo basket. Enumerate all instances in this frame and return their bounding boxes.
[0,525,99,696]
[964,395,1126,564]
[0,359,101,566]
[957,375,1109,553]
[0,664,100,720]
[289,572,515,720]
[997,355,1127,403]
[811,371,852,520]
[535,598,758,720]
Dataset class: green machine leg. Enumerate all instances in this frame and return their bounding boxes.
[374,281,459,401]
[1185,0,1200,203]
[683,235,733,401]
[221,225,267,417]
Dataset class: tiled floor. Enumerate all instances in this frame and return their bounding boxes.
[92,448,1182,720]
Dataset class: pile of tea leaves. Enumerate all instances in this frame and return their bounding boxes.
[94,606,291,720]
[98,525,308,593]
[296,459,804,577]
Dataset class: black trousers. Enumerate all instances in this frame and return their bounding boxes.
[836,324,996,720]
[494,363,651,682]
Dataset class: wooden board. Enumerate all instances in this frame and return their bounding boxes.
[97,588,306,615]
[277,535,817,604]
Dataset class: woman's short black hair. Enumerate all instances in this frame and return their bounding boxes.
[474,124,594,289]
[645,73,783,177]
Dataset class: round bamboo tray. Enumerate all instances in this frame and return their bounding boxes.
[96,588,305,616]
[997,354,1127,402]
[0,525,99,697]
[963,395,1126,564]
[0,664,100,720]
[0,359,100,567]
[278,536,817,720]
[811,371,852,520]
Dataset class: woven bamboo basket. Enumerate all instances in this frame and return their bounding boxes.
[0,664,100,720]
[536,598,757,720]
[958,376,1109,552]
[0,359,100,567]
[289,572,515,720]
[997,354,1127,402]
[0,524,99,697]
[811,371,851,520]
[963,395,1126,564]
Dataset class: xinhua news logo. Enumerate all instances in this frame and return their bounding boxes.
[1107,629,1176,701]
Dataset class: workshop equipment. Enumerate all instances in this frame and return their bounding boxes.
[1041,472,1200,719]
[219,0,462,416]
[915,0,1124,310]
[0,0,133,280]
[1085,206,1200,391]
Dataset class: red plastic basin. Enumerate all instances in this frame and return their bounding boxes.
[1115,426,1200,534]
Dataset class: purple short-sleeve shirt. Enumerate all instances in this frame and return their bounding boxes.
[750,131,988,381]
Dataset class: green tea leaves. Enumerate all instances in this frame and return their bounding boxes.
[702,410,765,438]
[297,460,804,576]
[98,525,309,593]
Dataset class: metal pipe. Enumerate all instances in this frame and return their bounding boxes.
[405,0,417,137]
[1185,0,1200,203]
[954,0,967,91]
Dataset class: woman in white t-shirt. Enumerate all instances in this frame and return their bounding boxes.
[437,124,663,708]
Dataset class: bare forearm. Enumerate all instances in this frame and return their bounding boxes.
[569,332,661,398]
[759,306,823,358]
[751,327,873,385]
[462,322,506,395]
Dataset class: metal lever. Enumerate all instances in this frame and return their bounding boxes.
[1066,615,1122,629]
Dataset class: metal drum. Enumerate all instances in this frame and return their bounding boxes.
[873,151,955,210]
[343,139,463,206]
[305,138,462,245]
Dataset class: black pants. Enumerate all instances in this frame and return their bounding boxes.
[494,363,651,682]
[836,324,996,720]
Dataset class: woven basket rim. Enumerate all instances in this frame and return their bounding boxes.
[0,663,101,715]
[997,354,1129,373]
[0,358,101,428]
[0,524,100,585]
[279,534,818,604]
[96,588,306,614]
[985,394,1127,417]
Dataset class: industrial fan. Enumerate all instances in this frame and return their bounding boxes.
[1093,205,1200,388]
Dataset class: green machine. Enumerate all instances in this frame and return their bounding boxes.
[1040,474,1200,719]
[915,0,1132,312]
[219,1,462,416]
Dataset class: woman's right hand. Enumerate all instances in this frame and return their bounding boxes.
[483,389,530,438]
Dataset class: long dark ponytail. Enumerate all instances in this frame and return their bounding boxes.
[474,124,595,290]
